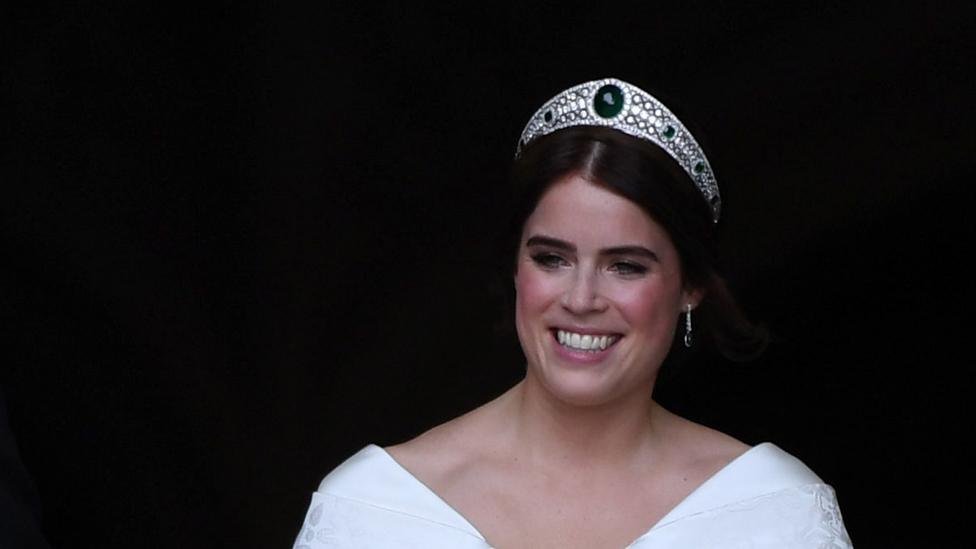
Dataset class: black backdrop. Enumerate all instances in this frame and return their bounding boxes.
[3,2,973,548]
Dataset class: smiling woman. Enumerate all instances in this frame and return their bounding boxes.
[514,175,695,408]
[291,78,853,548]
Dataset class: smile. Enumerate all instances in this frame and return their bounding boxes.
[555,330,619,352]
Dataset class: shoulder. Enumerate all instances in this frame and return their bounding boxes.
[654,409,830,504]
[732,443,825,490]
[385,419,467,472]
[650,443,852,547]
[316,391,504,495]
[685,442,826,505]
[713,455,851,549]
[295,445,490,548]
[665,442,833,522]
[647,476,852,548]
[385,393,511,488]
[315,444,393,496]
[651,406,827,491]
[653,405,752,476]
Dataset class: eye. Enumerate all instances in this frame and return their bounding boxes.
[609,261,648,276]
[530,252,569,270]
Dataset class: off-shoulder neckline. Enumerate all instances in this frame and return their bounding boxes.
[364,441,786,546]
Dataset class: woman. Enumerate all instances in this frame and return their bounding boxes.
[293,78,852,548]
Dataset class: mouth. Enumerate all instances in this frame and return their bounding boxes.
[553,329,620,352]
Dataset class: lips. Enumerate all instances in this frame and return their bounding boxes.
[554,329,620,352]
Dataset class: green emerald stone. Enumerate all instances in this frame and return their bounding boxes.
[544,110,553,123]
[693,161,705,174]
[593,84,624,118]
[662,125,676,139]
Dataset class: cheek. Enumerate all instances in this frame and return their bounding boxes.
[514,267,559,348]
[514,266,554,315]
[614,281,683,331]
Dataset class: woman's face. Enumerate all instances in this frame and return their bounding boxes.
[514,173,698,406]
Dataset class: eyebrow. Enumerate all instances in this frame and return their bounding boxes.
[525,235,659,262]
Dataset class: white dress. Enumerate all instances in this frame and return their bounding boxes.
[293,443,853,548]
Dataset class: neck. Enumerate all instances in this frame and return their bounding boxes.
[505,374,664,470]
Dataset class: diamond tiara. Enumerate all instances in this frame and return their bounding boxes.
[516,78,721,222]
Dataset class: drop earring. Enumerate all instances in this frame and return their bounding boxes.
[683,304,693,348]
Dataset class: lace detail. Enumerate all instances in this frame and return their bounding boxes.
[799,484,853,548]
[631,483,853,548]
[293,494,371,549]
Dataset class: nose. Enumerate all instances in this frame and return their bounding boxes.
[560,270,608,314]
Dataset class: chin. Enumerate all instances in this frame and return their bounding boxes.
[533,367,630,408]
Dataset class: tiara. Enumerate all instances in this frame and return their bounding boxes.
[516,78,721,222]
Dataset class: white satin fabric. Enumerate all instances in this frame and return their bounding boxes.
[293,443,852,548]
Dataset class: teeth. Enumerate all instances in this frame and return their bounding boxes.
[556,330,617,352]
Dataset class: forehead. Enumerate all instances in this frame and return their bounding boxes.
[521,175,673,250]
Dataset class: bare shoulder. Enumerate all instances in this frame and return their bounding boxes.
[653,404,751,472]
[385,392,511,485]
[384,419,467,480]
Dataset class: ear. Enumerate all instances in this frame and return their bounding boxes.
[681,286,704,311]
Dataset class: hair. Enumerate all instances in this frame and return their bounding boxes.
[500,125,767,364]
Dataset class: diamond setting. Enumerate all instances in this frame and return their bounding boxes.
[516,78,721,222]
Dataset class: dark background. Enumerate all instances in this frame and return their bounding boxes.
[3,2,973,548]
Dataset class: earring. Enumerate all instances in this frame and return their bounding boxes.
[683,304,693,348]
